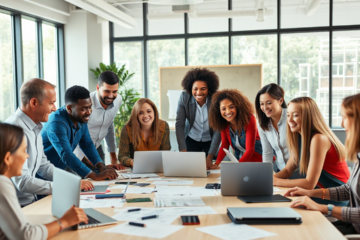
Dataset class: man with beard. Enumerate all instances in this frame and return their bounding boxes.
[41,86,118,180]
[74,71,125,170]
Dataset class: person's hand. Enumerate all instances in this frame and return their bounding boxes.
[80,180,94,191]
[130,159,134,167]
[59,205,88,229]
[290,196,327,214]
[206,155,214,169]
[210,163,220,169]
[273,176,279,186]
[284,186,313,197]
[107,163,125,170]
[89,168,118,180]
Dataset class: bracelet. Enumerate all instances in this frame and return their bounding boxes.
[57,219,63,231]
[322,188,326,200]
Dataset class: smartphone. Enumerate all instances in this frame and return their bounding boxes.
[205,183,221,189]
[126,198,152,203]
[115,182,137,185]
[181,216,200,225]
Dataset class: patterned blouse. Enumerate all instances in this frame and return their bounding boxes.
[118,120,171,167]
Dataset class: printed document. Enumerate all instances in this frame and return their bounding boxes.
[152,180,193,185]
[155,187,217,197]
[154,197,205,207]
[80,199,124,208]
[121,173,159,179]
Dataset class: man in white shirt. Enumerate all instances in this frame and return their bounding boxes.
[74,71,125,169]
[5,78,93,206]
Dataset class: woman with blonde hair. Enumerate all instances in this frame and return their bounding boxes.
[208,89,263,169]
[118,98,171,167]
[284,94,360,235]
[274,97,350,205]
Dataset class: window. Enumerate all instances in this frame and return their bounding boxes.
[114,41,144,96]
[189,37,228,66]
[232,35,277,86]
[281,32,329,123]
[22,18,38,82]
[148,39,185,107]
[0,13,14,121]
[333,1,360,26]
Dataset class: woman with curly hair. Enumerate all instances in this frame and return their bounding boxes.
[208,89,263,169]
[176,68,221,169]
[118,98,171,167]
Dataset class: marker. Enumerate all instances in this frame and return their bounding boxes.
[129,222,146,227]
[141,215,159,220]
[128,208,141,212]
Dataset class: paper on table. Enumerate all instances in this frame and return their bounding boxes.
[80,199,124,208]
[147,178,181,181]
[112,208,179,224]
[196,223,277,240]
[80,195,96,200]
[273,187,282,192]
[107,185,127,190]
[115,206,217,215]
[122,188,155,194]
[154,197,205,207]
[210,169,221,174]
[152,181,193,185]
[155,187,217,197]
[104,222,184,239]
[92,180,117,186]
[121,173,159,179]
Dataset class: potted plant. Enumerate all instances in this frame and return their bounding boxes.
[90,63,141,143]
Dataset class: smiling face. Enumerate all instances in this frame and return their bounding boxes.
[220,98,237,125]
[68,98,92,124]
[287,102,302,133]
[138,103,155,128]
[33,86,57,123]
[97,82,119,106]
[259,93,283,119]
[192,81,208,105]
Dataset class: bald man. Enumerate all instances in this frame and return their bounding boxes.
[5,79,93,206]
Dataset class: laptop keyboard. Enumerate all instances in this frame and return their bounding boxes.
[79,215,101,229]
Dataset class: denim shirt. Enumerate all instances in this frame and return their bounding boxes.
[41,107,102,177]
[229,127,263,160]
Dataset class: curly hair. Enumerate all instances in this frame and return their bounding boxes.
[209,89,255,132]
[181,68,219,95]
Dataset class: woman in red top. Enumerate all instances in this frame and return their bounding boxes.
[208,89,263,169]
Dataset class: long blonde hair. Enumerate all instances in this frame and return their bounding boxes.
[126,98,160,149]
[342,93,360,162]
[287,97,345,174]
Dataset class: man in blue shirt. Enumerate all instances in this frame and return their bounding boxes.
[41,85,118,180]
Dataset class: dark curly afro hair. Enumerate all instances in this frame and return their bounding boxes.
[181,68,220,95]
[209,89,255,132]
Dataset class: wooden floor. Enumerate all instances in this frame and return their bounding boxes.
[22,172,346,240]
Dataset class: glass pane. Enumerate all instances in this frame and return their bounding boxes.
[148,5,184,35]
[232,35,277,86]
[148,39,185,108]
[281,0,329,28]
[334,1,360,26]
[113,4,143,37]
[332,30,360,127]
[114,41,144,96]
[0,13,14,121]
[189,37,228,66]
[281,32,329,124]
[189,1,228,33]
[232,0,277,31]
[22,18,38,82]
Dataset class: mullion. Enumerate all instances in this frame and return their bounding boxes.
[36,20,44,79]
[277,0,281,85]
[57,25,66,106]
[228,0,232,65]
[143,2,149,98]
[11,14,23,108]
[329,0,333,127]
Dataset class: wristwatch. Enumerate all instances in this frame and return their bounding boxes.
[327,204,335,216]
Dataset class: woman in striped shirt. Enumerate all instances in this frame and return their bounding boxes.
[285,93,360,235]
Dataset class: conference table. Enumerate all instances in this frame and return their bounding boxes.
[22,171,346,240]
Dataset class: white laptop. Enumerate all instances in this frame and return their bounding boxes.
[133,151,165,173]
[162,152,207,178]
[52,168,117,230]
[223,148,239,163]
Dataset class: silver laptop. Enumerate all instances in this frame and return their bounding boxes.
[52,168,117,230]
[133,151,164,173]
[221,162,273,196]
[162,152,207,178]
[227,207,302,224]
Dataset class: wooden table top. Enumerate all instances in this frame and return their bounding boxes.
[22,172,345,240]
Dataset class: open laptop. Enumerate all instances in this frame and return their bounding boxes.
[52,168,117,230]
[223,149,239,163]
[221,162,273,196]
[133,151,164,173]
[162,152,207,177]
[227,207,302,224]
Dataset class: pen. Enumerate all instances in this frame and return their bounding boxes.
[129,222,146,227]
[128,208,141,212]
[141,215,159,220]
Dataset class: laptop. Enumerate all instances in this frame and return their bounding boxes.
[133,151,164,173]
[221,162,273,196]
[223,149,239,163]
[162,152,207,177]
[80,185,108,195]
[227,207,302,224]
[52,168,117,230]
